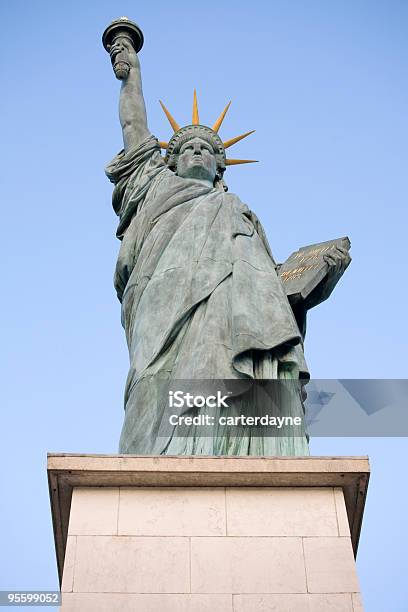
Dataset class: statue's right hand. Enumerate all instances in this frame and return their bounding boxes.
[109,37,138,71]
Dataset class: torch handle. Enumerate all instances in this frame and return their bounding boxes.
[110,33,133,80]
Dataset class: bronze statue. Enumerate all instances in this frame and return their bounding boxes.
[103,18,351,455]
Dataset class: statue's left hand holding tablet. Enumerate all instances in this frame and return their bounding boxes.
[304,244,352,310]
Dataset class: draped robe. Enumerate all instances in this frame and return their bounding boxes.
[106,135,309,455]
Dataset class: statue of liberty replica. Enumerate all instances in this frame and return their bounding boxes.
[103,18,351,457]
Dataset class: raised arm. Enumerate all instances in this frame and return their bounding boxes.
[109,37,151,152]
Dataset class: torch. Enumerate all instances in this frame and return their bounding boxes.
[102,17,144,80]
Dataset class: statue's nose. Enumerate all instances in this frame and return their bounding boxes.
[193,143,202,154]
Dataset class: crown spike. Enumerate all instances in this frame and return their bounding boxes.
[158,141,169,149]
[223,130,255,150]
[225,159,258,166]
[212,101,231,133]
[192,89,200,125]
[159,100,180,133]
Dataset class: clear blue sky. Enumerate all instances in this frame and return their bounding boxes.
[1,1,407,610]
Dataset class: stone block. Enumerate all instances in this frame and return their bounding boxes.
[304,537,360,593]
[233,593,353,611]
[352,592,364,611]
[191,536,306,593]
[73,535,189,593]
[118,487,226,536]
[61,593,233,611]
[226,487,337,536]
[61,536,76,593]
[68,488,119,536]
[334,487,351,536]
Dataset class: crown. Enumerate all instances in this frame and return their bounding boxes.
[158,90,257,168]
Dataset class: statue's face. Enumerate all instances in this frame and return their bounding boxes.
[176,137,217,183]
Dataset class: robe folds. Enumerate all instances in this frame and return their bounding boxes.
[106,135,309,455]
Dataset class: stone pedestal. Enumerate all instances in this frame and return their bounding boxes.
[48,455,369,612]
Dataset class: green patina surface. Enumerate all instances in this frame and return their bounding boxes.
[103,18,350,456]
